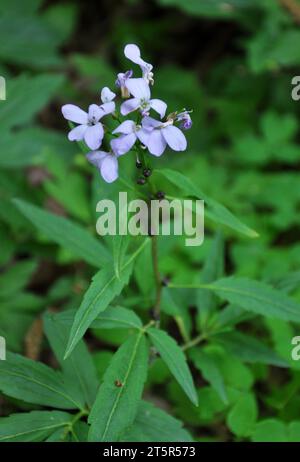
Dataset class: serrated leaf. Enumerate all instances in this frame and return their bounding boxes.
[64,239,149,358]
[0,352,83,409]
[157,168,258,238]
[189,349,228,404]
[43,311,99,408]
[0,410,72,442]
[147,328,198,406]
[214,331,288,367]
[122,401,193,442]
[88,333,149,442]
[13,199,110,267]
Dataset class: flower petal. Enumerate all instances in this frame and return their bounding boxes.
[141,116,162,130]
[150,99,167,118]
[68,124,87,141]
[147,129,167,157]
[124,44,142,64]
[84,123,104,150]
[125,78,150,99]
[111,133,137,156]
[100,101,115,115]
[136,128,151,146]
[100,155,119,183]
[101,87,116,103]
[112,120,135,135]
[162,125,187,151]
[88,104,103,122]
[86,150,108,167]
[120,98,140,115]
[62,104,88,124]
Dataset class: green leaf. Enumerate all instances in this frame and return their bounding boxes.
[64,239,149,358]
[208,277,300,323]
[0,352,83,409]
[157,169,258,238]
[214,331,288,368]
[122,401,193,442]
[88,333,149,442]
[13,199,110,267]
[0,75,64,130]
[251,419,287,442]
[43,311,99,408]
[147,328,198,406]
[0,410,72,442]
[0,260,37,298]
[227,393,257,437]
[189,349,228,404]
[197,230,224,327]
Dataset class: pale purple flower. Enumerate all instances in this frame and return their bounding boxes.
[176,110,192,130]
[62,104,109,150]
[110,120,150,155]
[124,44,154,85]
[86,150,119,183]
[115,70,133,98]
[100,87,116,114]
[121,78,166,118]
[141,116,187,157]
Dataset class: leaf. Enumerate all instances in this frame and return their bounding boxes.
[43,311,99,408]
[189,349,228,404]
[0,260,37,298]
[13,199,110,267]
[157,168,258,238]
[57,306,143,331]
[227,393,257,437]
[214,331,289,368]
[147,328,198,406]
[197,230,224,327]
[88,333,149,442]
[0,352,83,409]
[0,410,72,442]
[207,277,300,323]
[64,239,149,358]
[113,200,130,279]
[251,419,288,442]
[122,401,193,442]
[0,74,64,130]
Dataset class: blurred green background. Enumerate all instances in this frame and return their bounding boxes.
[1,0,300,442]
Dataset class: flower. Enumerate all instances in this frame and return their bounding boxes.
[176,110,193,130]
[141,116,187,157]
[121,78,166,118]
[124,44,154,84]
[86,150,119,183]
[115,70,133,98]
[110,120,150,155]
[100,87,116,114]
[62,103,110,150]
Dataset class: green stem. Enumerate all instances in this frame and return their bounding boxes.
[181,333,207,352]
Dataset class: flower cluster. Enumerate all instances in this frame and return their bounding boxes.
[62,44,192,183]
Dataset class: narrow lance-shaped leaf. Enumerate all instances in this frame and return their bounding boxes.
[122,401,193,442]
[43,311,99,408]
[13,199,110,268]
[156,168,258,238]
[214,331,289,368]
[64,238,150,358]
[0,411,72,442]
[88,333,149,442]
[147,328,198,406]
[170,277,300,323]
[189,349,228,404]
[0,352,84,410]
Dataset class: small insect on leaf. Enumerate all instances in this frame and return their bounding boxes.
[114,380,123,388]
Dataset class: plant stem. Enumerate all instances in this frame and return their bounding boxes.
[151,233,162,325]
[181,333,207,351]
